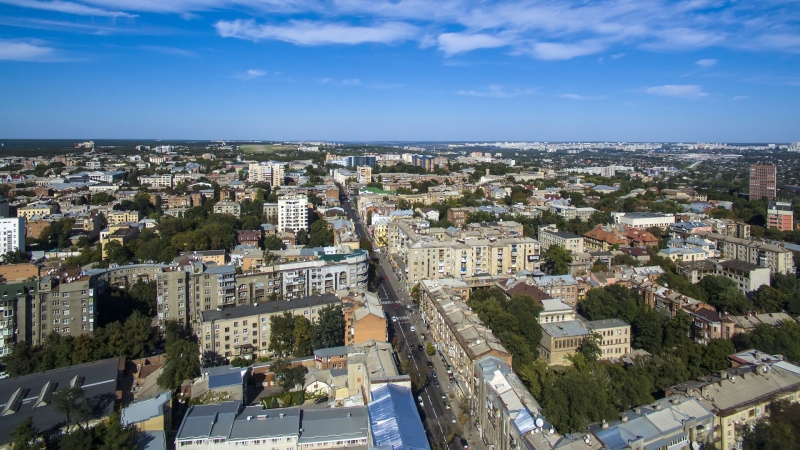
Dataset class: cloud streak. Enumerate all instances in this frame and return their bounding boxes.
[457,85,537,98]
[645,84,708,99]
[0,38,54,61]
[234,69,267,80]
[0,0,136,17]
[215,19,418,46]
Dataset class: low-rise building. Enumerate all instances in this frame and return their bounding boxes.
[539,320,590,365]
[538,224,584,253]
[107,209,143,225]
[693,231,795,275]
[611,211,675,229]
[767,201,793,231]
[214,201,242,218]
[586,318,631,360]
[678,259,771,293]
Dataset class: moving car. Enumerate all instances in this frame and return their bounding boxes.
[410,326,415,332]
[391,316,397,322]
[314,396,329,404]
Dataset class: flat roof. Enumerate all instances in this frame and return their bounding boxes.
[541,320,589,338]
[200,294,340,322]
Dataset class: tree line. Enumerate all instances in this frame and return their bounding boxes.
[267,304,345,358]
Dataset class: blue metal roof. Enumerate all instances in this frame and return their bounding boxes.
[368,384,429,450]
[209,372,243,389]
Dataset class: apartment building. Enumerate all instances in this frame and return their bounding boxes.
[529,275,579,306]
[248,162,285,186]
[30,272,101,346]
[446,207,473,227]
[356,166,372,184]
[538,224,584,253]
[767,201,793,231]
[198,293,339,361]
[611,211,676,229]
[341,290,387,346]
[586,318,631,360]
[107,209,143,225]
[262,202,278,224]
[420,279,512,401]
[155,262,236,325]
[214,201,242,218]
[100,225,141,259]
[16,202,59,220]
[678,259,770,293]
[277,194,309,233]
[0,280,36,355]
[0,217,24,255]
[666,355,800,450]
[137,174,174,188]
[176,403,369,450]
[590,397,714,450]
[539,320,590,365]
[749,163,777,201]
[694,231,795,275]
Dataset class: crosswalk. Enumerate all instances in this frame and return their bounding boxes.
[390,315,411,322]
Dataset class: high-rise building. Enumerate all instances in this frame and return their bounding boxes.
[768,201,794,231]
[345,155,376,168]
[247,162,285,186]
[278,194,309,233]
[412,154,434,172]
[749,164,777,200]
[0,217,24,255]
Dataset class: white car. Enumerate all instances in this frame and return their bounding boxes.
[410,326,416,332]
[391,316,397,322]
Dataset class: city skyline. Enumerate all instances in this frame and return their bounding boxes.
[1,0,799,141]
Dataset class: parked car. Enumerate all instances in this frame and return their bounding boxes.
[314,396,328,404]
[410,326,415,332]
[433,380,440,388]
[391,316,397,323]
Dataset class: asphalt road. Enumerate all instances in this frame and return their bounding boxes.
[340,191,463,450]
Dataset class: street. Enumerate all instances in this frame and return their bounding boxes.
[340,189,470,450]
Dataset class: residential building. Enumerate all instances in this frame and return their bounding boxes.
[198,293,340,361]
[666,355,800,450]
[31,272,101,345]
[342,290,387,346]
[539,320,590,365]
[0,217,24,255]
[175,402,369,450]
[678,259,771,293]
[356,165,372,184]
[693,231,795,275]
[100,225,141,259]
[611,211,676,229]
[237,230,261,248]
[121,391,172,433]
[419,279,512,401]
[248,162,285,186]
[138,174,174,188]
[345,155,377,168]
[214,201,242,218]
[156,262,235,325]
[16,202,59,220]
[537,298,576,324]
[0,358,123,449]
[658,245,709,263]
[749,163,777,200]
[529,275,579,306]
[586,318,631,360]
[278,194,309,233]
[583,224,629,251]
[262,202,279,224]
[538,224,584,253]
[0,279,36,355]
[107,209,143,225]
[721,313,796,339]
[767,201,793,231]
[590,397,715,450]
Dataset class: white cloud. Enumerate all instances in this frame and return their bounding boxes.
[733,95,748,100]
[437,32,508,56]
[645,84,708,99]
[0,38,54,61]
[234,69,267,80]
[611,53,625,59]
[457,85,537,98]
[696,58,718,67]
[559,93,606,100]
[526,40,606,60]
[215,19,418,46]
[0,0,136,17]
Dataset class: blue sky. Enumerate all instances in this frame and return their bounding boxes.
[1,0,799,142]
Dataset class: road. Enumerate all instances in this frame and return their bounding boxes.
[340,190,465,450]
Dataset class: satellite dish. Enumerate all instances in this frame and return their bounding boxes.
[535,418,544,428]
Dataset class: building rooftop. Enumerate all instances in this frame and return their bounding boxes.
[121,391,171,427]
[368,384,430,450]
[540,320,590,338]
[200,294,340,322]
[0,357,122,446]
[586,318,629,330]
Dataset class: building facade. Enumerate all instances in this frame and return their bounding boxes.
[277,195,309,233]
[0,218,24,255]
[749,163,777,201]
[537,225,584,253]
[767,201,793,231]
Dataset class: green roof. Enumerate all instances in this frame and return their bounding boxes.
[361,187,395,195]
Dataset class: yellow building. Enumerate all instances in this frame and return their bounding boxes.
[107,210,143,225]
[120,391,172,432]
[17,202,59,220]
[100,225,141,259]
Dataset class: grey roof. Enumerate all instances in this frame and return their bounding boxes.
[299,407,369,444]
[368,384,430,450]
[229,406,300,441]
[314,346,350,358]
[200,294,340,322]
[586,318,629,330]
[121,391,171,426]
[541,320,590,338]
[176,401,242,441]
[0,357,122,445]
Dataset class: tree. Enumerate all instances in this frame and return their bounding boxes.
[426,342,436,356]
[53,386,90,433]
[268,312,296,358]
[295,229,309,246]
[293,315,313,357]
[103,240,133,266]
[230,356,250,367]
[311,304,345,350]
[2,249,31,264]
[263,234,284,251]
[308,220,334,247]
[157,325,200,390]
[97,411,138,450]
[542,245,572,275]
[578,333,602,364]
[272,359,305,391]
[743,400,800,450]
[11,417,45,450]
[752,285,788,313]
